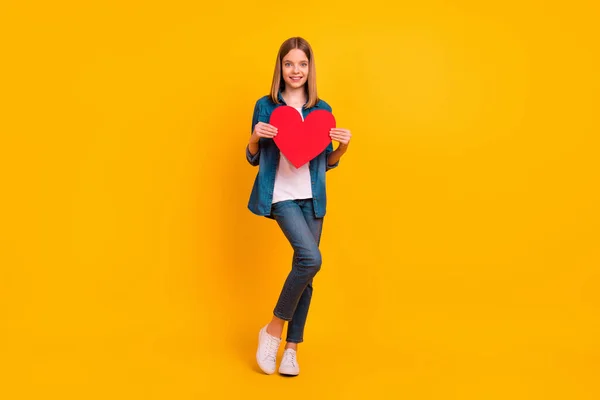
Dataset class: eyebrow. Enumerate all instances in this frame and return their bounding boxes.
[282,59,309,63]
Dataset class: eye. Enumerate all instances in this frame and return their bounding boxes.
[284,62,291,67]
[302,63,308,67]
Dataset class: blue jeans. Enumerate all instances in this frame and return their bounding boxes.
[270,199,324,343]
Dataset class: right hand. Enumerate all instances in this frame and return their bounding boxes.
[250,122,278,144]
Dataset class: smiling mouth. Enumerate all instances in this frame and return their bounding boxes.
[290,76,303,81]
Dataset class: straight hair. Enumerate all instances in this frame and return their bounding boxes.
[270,37,319,109]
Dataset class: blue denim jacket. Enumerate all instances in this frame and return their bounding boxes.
[246,92,339,219]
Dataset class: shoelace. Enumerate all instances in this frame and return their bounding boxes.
[265,336,279,362]
[284,350,297,366]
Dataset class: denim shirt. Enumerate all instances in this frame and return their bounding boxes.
[246,92,339,219]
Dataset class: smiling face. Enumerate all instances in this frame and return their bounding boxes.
[270,37,319,108]
[281,48,309,90]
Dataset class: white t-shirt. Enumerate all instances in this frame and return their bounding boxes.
[272,107,313,204]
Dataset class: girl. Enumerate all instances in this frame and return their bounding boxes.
[246,37,352,376]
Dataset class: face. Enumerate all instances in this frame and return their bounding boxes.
[281,48,309,90]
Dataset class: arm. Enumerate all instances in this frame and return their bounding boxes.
[246,101,261,166]
[245,100,278,166]
[327,142,349,168]
[327,128,352,170]
[321,102,351,170]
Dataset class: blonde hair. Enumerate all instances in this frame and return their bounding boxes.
[270,37,319,108]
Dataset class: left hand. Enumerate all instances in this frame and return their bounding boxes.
[330,128,352,146]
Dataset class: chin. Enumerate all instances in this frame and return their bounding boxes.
[287,81,306,89]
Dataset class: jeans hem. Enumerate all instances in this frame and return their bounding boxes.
[285,338,304,344]
[273,310,292,322]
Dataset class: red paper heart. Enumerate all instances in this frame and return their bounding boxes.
[269,106,336,168]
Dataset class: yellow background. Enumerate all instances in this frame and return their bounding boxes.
[1,1,599,399]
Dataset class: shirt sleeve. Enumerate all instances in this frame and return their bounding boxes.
[325,141,339,171]
[246,100,261,166]
[324,103,339,171]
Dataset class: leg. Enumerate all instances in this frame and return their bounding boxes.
[285,199,323,345]
[284,279,312,348]
[270,200,323,333]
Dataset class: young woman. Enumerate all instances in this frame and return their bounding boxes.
[246,37,352,376]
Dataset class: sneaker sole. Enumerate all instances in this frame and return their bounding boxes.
[278,368,299,376]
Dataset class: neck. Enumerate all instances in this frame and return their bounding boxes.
[282,86,307,106]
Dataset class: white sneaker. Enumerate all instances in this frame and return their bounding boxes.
[256,325,281,374]
[278,348,300,376]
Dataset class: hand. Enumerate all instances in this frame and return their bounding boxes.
[330,128,352,146]
[250,122,278,144]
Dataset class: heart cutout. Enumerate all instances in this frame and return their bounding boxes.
[270,106,336,168]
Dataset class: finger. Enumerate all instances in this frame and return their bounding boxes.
[331,133,348,139]
[260,127,277,134]
[258,123,276,131]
